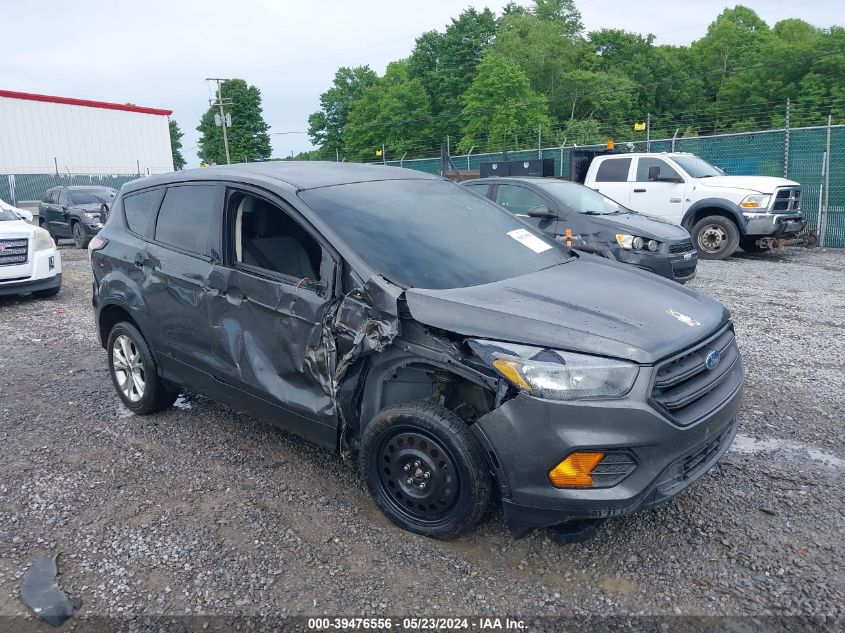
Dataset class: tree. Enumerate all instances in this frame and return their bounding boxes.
[306,66,378,158]
[530,0,583,38]
[343,61,437,160]
[457,53,550,152]
[407,8,498,136]
[197,79,272,165]
[169,120,186,170]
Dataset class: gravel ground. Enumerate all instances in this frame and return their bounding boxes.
[0,245,843,627]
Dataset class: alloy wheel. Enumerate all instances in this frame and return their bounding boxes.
[112,334,146,402]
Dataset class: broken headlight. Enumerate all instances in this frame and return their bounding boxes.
[469,340,638,401]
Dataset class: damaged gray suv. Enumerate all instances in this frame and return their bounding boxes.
[90,163,744,539]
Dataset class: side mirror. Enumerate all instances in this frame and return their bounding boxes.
[527,205,556,218]
[648,165,660,181]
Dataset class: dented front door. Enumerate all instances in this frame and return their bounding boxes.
[205,265,338,446]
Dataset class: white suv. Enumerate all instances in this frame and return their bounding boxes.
[583,152,804,259]
[0,205,61,298]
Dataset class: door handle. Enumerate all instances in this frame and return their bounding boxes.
[633,188,646,193]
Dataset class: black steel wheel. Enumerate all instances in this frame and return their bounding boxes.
[360,400,492,539]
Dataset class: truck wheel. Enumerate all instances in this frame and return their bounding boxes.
[691,215,739,260]
[107,322,177,414]
[72,222,90,249]
[740,237,768,253]
[359,400,492,539]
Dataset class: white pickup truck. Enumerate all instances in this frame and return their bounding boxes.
[579,152,805,259]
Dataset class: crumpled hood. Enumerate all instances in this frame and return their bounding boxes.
[581,212,690,241]
[698,175,798,194]
[404,256,729,364]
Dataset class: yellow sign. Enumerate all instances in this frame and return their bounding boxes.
[634,122,646,131]
[375,149,383,157]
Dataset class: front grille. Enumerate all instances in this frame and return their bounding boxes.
[655,418,737,495]
[673,265,696,279]
[772,186,801,212]
[669,240,694,254]
[651,326,743,427]
[0,238,29,266]
[682,423,733,480]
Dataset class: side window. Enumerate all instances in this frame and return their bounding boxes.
[636,157,680,182]
[123,188,164,237]
[496,184,547,214]
[595,158,632,183]
[464,183,491,199]
[43,190,55,203]
[154,185,216,256]
[231,191,323,282]
[57,190,69,206]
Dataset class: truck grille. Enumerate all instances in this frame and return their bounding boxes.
[0,238,29,266]
[669,240,694,254]
[651,326,743,427]
[772,186,801,212]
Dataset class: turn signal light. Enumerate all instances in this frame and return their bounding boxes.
[549,452,605,488]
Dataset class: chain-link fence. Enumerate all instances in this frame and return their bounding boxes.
[387,124,845,248]
[0,173,144,207]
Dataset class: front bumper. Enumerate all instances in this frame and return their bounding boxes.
[471,363,743,528]
[0,272,62,296]
[743,212,804,237]
[614,247,698,283]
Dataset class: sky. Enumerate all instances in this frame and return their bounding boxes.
[2,0,842,167]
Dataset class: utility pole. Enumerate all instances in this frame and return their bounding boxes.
[207,77,232,164]
[538,124,542,159]
[784,98,791,178]
[382,144,386,165]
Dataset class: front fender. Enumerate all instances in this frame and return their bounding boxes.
[682,198,746,236]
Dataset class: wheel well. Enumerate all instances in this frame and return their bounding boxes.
[98,304,139,349]
[684,207,740,232]
[367,364,494,430]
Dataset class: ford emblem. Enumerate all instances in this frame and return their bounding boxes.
[705,350,721,370]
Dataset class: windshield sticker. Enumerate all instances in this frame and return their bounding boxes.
[507,228,552,254]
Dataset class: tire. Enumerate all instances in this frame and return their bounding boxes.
[106,322,177,414]
[72,221,90,249]
[691,215,740,260]
[740,237,768,253]
[359,400,492,539]
[32,284,60,299]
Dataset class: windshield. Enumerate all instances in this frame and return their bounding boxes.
[300,179,570,290]
[534,181,624,215]
[671,155,725,178]
[70,189,116,205]
[0,208,20,221]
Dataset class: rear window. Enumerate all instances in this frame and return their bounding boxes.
[154,185,217,256]
[123,189,164,237]
[595,158,631,182]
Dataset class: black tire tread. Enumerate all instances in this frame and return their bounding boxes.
[107,322,177,415]
[359,400,492,539]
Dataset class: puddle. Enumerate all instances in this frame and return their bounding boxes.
[173,395,193,410]
[731,434,845,469]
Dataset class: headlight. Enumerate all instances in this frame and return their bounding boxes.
[616,234,648,250]
[647,239,658,252]
[33,227,54,251]
[469,340,638,401]
[740,194,771,209]
[83,211,100,221]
